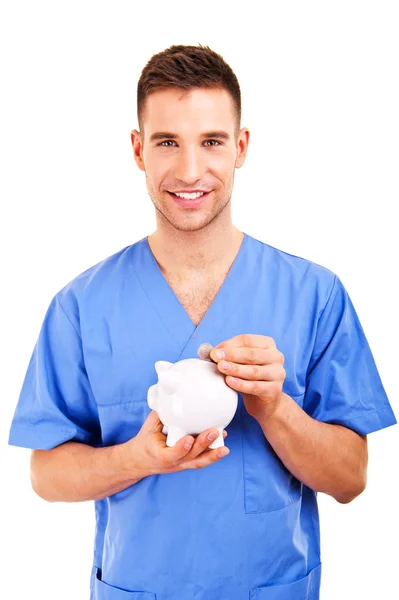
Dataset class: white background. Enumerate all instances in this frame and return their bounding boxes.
[1,1,398,598]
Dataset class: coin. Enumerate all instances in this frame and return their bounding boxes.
[197,343,214,361]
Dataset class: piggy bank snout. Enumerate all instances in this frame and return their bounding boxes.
[147,384,157,410]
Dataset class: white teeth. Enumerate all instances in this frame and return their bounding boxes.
[173,191,206,200]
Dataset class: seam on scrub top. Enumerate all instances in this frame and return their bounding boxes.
[244,492,302,515]
[12,423,77,438]
[332,407,391,423]
[285,391,306,400]
[256,235,335,273]
[131,261,181,349]
[97,399,148,408]
[304,274,338,384]
[56,295,82,339]
[11,423,76,434]
[56,294,101,426]
[312,274,338,341]
[317,274,337,323]
[240,397,247,512]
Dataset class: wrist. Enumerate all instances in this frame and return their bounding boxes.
[255,392,292,429]
[118,438,148,484]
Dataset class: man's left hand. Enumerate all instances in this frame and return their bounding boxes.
[209,334,286,420]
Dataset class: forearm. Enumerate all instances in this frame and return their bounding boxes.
[257,393,368,503]
[30,439,145,503]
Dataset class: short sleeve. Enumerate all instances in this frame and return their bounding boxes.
[8,294,102,450]
[303,275,397,435]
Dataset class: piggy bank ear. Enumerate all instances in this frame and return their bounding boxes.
[158,370,182,395]
[155,361,173,374]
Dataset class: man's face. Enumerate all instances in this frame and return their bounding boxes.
[131,87,249,232]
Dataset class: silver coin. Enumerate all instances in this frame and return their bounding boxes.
[197,343,214,361]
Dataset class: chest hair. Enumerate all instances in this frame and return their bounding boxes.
[166,271,228,326]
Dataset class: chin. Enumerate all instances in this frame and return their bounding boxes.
[154,196,230,232]
[169,219,214,233]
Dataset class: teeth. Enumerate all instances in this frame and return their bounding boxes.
[174,191,206,200]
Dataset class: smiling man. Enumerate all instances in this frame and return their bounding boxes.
[8,44,396,600]
[135,86,241,235]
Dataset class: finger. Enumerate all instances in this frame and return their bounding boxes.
[224,377,283,397]
[179,446,230,471]
[218,362,285,382]
[211,335,276,357]
[184,429,226,461]
[161,434,197,465]
[192,429,228,454]
[213,347,283,366]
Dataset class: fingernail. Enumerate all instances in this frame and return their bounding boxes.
[215,350,225,360]
[220,360,231,370]
[218,448,229,458]
[207,432,218,441]
[184,438,194,450]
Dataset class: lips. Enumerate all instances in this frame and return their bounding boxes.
[168,191,209,196]
[168,190,211,207]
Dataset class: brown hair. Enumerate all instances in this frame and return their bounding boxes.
[137,44,241,140]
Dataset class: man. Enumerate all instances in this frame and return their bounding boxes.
[9,44,396,600]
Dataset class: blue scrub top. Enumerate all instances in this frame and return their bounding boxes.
[9,233,396,600]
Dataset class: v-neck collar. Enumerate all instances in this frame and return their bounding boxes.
[132,232,250,358]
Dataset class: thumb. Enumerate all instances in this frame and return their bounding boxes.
[143,410,164,433]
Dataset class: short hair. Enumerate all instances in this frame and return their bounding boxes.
[137,44,241,140]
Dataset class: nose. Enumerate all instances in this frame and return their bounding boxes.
[173,146,205,184]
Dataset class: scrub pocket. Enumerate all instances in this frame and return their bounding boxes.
[241,393,303,513]
[250,563,321,599]
[94,567,156,599]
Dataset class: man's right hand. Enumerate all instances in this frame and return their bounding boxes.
[125,410,229,477]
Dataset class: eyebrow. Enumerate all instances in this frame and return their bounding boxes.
[150,130,231,142]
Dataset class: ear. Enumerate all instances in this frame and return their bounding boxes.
[155,361,173,374]
[131,129,145,171]
[158,370,182,395]
[235,128,250,169]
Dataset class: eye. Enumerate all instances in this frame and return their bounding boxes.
[204,139,222,147]
[158,140,177,147]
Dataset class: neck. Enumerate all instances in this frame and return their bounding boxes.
[147,219,244,275]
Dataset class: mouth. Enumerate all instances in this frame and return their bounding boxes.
[167,190,211,208]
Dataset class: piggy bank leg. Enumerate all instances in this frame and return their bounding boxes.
[162,424,169,435]
[166,426,187,447]
[208,429,224,449]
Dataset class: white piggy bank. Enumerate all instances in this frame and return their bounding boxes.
[147,358,238,449]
